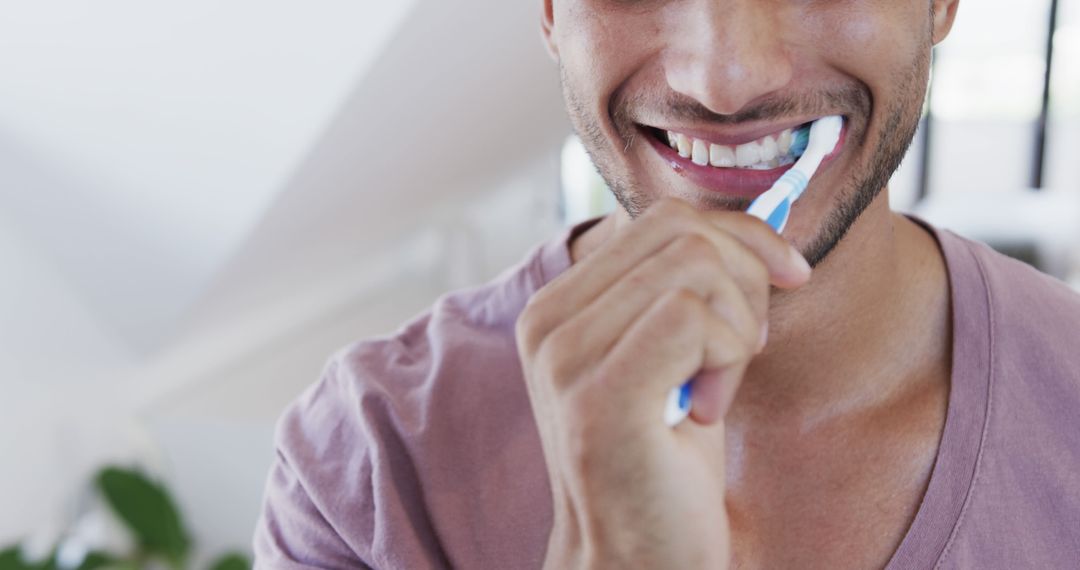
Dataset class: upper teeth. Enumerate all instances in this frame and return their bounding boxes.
[666,128,798,170]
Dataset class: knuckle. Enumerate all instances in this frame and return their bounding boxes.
[669,236,725,285]
[713,324,752,366]
[708,233,766,287]
[730,336,753,363]
[542,325,580,359]
[672,233,714,260]
[587,359,626,394]
[536,328,582,387]
[515,305,544,350]
[704,209,746,232]
[695,241,729,275]
[523,286,550,314]
[658,288,705,325]
[518,290,560,350]
[745,254,769,287]
[732,322,757,356]
[622,270,655,297]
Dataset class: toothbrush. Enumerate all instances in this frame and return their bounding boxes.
[663,115,844,427]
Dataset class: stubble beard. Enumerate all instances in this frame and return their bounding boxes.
[559,49,929,268]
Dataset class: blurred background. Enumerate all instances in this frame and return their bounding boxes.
[1,0,1077,566]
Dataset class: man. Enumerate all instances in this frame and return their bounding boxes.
[254,0,1080,567]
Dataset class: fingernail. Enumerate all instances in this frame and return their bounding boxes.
[758,323,769,351]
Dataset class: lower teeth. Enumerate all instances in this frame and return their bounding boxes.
[743,156,796,170]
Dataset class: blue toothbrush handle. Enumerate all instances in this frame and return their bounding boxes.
[665,175,799,426]
[762,195,792,233]
[665,118,837,426]
[663,380,694,426]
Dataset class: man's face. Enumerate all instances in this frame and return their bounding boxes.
[545,0,957,267]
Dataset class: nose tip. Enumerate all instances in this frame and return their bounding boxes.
[664,5,794,116]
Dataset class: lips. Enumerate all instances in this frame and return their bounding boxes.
[639,121,847,198]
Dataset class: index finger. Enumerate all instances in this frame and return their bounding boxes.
[698,210,811,290]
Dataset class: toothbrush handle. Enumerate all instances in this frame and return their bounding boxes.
[774,168,811,201]
[667,120,839,427]
[666,170,807,426]
[746,169,808,221]
[663,381,694,426]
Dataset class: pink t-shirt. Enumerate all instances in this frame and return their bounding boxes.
[254,219,1080,569]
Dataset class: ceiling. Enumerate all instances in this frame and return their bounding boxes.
[0,0,569,392]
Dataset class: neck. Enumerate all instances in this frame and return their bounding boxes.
[743,196,950,422]
[568,190,952,427]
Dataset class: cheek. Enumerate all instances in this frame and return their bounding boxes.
[556,2,657,96]
[822,10,917,80]
[801,3,928,118]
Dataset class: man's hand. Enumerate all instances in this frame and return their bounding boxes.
[516,198,812,569]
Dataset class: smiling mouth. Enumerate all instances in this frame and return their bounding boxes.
[636,119,847,197]
[640,123,812,170]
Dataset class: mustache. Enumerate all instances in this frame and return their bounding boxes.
[613,84,870,128]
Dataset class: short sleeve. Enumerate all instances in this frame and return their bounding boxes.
[252,347,453,570]
[253,448,372,569]
[253,361,376,569]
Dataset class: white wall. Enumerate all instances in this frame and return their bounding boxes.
[0,0,568,553]
[141,153,564,553]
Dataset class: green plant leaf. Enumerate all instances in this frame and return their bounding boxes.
[93,564,139,570]
[0,547,31,570]
[95,466,191,569]
[75,552,116,570]
[0,547,56,570]
[207,552,250,570]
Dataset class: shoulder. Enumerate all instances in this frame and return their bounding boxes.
[940,229,1080,371]
[271,255,542,496]
[278,227,564,476]
[256,239,560,567]
[324,244,548,422]
[930,230,1080,567]
[303,228,572,442]
[944,230,1080,448]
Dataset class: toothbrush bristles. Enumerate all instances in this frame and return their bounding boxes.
[790,126,811,157]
